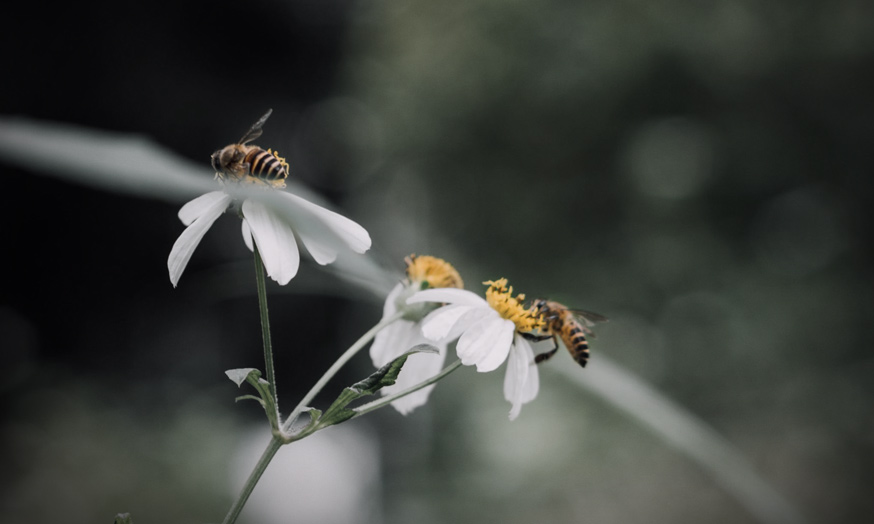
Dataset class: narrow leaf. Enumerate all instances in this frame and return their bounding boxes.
[114,514,133,524]
[316,345,437,429]
[235,395,267,407]
[354,344,438,395]
[304,407,322,422]
[225,368,261,388]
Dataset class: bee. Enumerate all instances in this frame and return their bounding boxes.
[210,109,289,188]
[525,299,608,367]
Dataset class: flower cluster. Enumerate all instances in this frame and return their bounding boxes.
[406,276,546,420]
[168,142,578,421]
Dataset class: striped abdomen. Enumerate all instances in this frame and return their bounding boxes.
[555,313,590,367]
[244,147,288,183]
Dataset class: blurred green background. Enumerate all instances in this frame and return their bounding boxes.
[2,1,872,523]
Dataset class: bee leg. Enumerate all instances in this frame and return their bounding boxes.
[527,335,559,364]
[534,347,559,364]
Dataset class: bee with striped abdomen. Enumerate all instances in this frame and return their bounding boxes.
[211,109,289,188]
[525,299,607,367]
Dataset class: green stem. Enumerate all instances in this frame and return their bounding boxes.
[352,358,463,418]
[253,246,279,420]
[282,310,405,435]
[222,310,405,522]
[220,436,283,524]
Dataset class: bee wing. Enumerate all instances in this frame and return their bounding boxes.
[568,309,609,329]
[239,109,273,144]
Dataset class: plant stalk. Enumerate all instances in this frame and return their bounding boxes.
[220,436,283,524]
[253,246,279,420]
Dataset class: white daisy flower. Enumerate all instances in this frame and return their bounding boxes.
[370,255,464,415]
[168,186,371,287]
[407,278,545,420]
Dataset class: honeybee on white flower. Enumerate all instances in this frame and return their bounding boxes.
[168,112,371,287]
[408,278,545,420]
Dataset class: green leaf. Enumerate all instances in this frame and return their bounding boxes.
[225,368,279,430]
[225,368,261,387]
[314,345,437,429]
[352,344,437,394]
[304,407,322,422]
[114,513,133,524]
[235,394,267,407]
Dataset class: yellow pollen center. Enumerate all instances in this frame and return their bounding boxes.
[405,255,464,289]
[483,278,545,332]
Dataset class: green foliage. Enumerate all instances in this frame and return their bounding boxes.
[225,368,279,430]
[301,345,437,433]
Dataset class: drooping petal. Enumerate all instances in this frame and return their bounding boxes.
[368,282,447,415]
[473,319,516,372]
[385,342,446,415]
[370,318,411,367]
[444,306,493,341]
[513,335,540,405]
[369,283,405,366]
[241,219,254,252]
[242,199,300,285]
[371,319,447,415]
[382,282,403,317]
[456,315,514,372]
[278,191,371,254]
[296,230,339,265]
[168,192,232,287]
[408,288,487,307]
[420,304,477,340]
[178,190,229,226]
[504,335,540,420]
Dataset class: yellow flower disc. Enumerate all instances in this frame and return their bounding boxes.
[405,255,464,289]
[483,278,545,332]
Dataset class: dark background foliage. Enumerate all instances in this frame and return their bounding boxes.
[2,1,873,523]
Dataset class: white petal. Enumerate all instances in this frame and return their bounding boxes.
[278,191,371,254]
[368,283,406,366]
[369,316,447,415]
[473,320,516,372]
[368,289,446,415]
[504,335,540,421]
[297,230,338,265]
[385,344,446,415]
[242,199,300,285]
[178,191,229,226]
[407,288,487,307]
[382,282,404,317]
[370,319,413,367]
[456,316,514,372]
[444,306,493,341]
[420,304,477,340]
[168,192,231,287]
[514,335,540,404]
[241,219,254,252]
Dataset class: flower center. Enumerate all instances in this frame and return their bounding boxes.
[483,278,545,332]
[405,254,464,289]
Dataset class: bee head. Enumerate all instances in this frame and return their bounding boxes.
[210,150,223,172]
